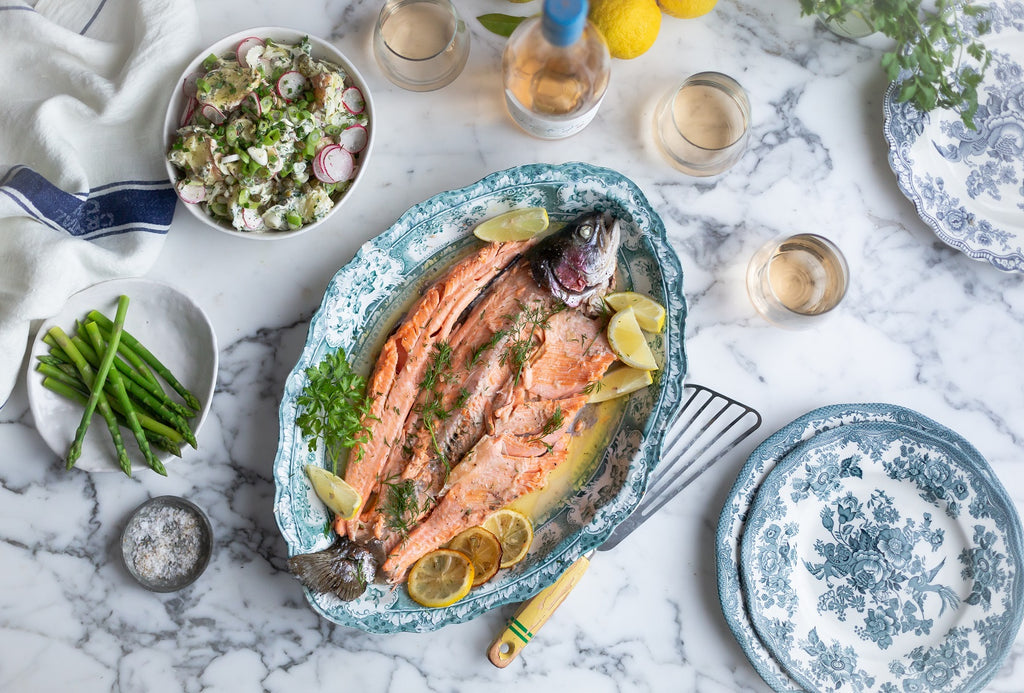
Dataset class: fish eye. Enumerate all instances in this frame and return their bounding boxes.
[579,224,592,240]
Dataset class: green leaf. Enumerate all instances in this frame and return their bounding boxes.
[478,13,527,37]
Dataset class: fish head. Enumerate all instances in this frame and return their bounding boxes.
[529,211,621,308]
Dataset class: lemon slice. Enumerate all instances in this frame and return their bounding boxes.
[447,526,503,586]
[472,207,549,242]
[407,549,475,608]
[604,292,666,333]
[482,508,534,569]
[305,465,362,521]
[587,366,654,403]
[607,307,658,371]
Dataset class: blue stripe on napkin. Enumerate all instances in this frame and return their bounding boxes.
[0,166,177,240]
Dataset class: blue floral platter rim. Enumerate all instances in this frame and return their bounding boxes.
[740,420,1024,693]
[715,403,1024,693]
[882,0,1024,272]
[272,161,688,633]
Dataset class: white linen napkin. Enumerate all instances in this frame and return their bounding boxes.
[0,0,199,405]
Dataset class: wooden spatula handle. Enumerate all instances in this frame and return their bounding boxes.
[487,554,591,667]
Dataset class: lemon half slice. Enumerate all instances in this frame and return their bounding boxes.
[473,207,549,242]
[482,508,534,569]
[587,366,654,403]
[305,465,362,521]
[448,526,503,586]
[604,292,666,333]
[407,549,475,608]
[607,307,658,370]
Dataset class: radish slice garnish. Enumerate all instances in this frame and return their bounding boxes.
[182,71,203,99]
[312,144,354,183]
[337,124,368,153]
[235,37,265,68]
[276,71,308,101]
[201,104,225,125]
[341,87,365,114]
[176,182,206,204]
[179,98,196,127]
[240,207,264,230]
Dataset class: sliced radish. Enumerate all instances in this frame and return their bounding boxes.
[312,144,354,183]
[182,71,203,98]
[337,124,368,153]
[341,87,365,114]
[201,104,225,124]
[240,207,264,230]
[276,71,308,101]
[176,181,206,204]
[179,98,196,127]
[235,37,265,68]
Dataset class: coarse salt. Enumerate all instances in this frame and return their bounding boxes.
[124,502,206,585]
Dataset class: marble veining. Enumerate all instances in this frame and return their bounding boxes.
[1,0,1023,691]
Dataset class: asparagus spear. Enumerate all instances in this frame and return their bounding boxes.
[67,328,198,447]
[40,377,182,457]
[47,334,195,420]
[47,324,132,474]
[87,310,201,411]
[65,296,128,469]
[85,321,167,476]
[36,358,189,448]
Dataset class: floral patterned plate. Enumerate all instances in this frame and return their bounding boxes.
[272,162,687,633]
[883,0,1024,272]
[716,403,1020,693]
[740,420,1023,693]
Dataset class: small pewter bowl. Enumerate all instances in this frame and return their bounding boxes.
[121,496,213,592]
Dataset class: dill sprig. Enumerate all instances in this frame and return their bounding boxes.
[381,476,424,536]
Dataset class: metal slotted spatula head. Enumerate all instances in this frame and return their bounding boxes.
[488,383,763,667]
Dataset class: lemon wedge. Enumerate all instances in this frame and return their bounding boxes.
[607,307,658,370]
[482,508,534,569]
[447,526,503,586]
[604,292,666,333]
[407,549,475,608]
[305,465,362,521]
[587,366,654,403]
[472,207,549,242]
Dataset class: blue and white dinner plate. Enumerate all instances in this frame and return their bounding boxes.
[740,419,1023,693]
[273,162,687,633]
[716,403,1024,693]
[883,0,1024,272]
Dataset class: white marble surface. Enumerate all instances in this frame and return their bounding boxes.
[2,0,1023,691]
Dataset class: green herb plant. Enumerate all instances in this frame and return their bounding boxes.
[295,349,375,477]
[801,0,991,128]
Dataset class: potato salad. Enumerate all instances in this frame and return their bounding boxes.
[168,36,369,233]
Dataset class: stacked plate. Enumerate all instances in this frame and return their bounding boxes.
[716,404,1024,692]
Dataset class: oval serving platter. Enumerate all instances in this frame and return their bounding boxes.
[273,161,687,633]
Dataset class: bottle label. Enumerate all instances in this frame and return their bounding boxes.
[505,93,605,140]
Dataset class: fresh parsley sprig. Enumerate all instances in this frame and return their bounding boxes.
[801,0,991,129]
[295,348,375,476]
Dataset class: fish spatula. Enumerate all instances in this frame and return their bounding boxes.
[487,383,762,667]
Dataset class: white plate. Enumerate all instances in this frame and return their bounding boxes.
[740,420,1023,693]
[883,0,1024,271]
[26,278,217,473]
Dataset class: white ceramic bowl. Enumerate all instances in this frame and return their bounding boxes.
[27,278,218,474]
[163,27,375,240]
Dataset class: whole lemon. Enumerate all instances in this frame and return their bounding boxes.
[588,0,662,60]
[658,0,719,19]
